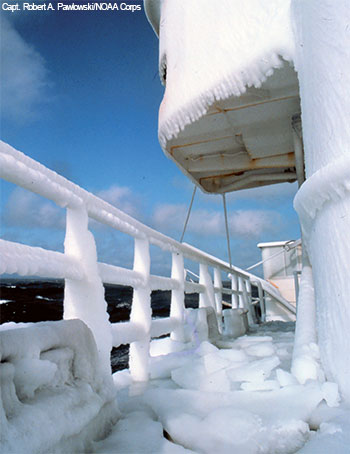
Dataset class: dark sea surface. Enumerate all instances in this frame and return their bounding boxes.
[0,279,199,372]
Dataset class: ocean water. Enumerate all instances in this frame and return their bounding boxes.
[0,279,199,372]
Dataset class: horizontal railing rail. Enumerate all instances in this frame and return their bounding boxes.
[0,142,253,277]
[0,140,270,380]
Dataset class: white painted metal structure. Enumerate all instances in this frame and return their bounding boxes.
[145,0,304,194]
[257,239,302,304]
[160,65,301,194]
[0,141,295,381]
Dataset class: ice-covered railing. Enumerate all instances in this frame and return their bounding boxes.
[0,140,289,380]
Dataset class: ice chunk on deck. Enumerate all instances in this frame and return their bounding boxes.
[150,353,195,380]
[276,368,299,387]
[245,342,276,357]
[107,321,346,453]
[202,353,230,374]
[218,348,248,363]
[233,335,274,348]
[150,338,187,357]
[227,356,280,383]
[93,410,193,453]
[143,383,326,454]
[241,380,280,391]
[171,354,231,392]
[195,340,219,356]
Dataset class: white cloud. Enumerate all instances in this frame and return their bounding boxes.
[152,204,223,237]
[152,203,280,239]
[153,203,187,231]
[2,184,141,231]
[190,209,223,236]
[0,17,49,121]
[229,210,279,237]
[97,185,141,219]
[3,188,65,230]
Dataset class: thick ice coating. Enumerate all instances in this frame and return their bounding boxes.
[157,0,295,146]
[99,321,349,453]
[0,320,119,454]
[1,318,349,453]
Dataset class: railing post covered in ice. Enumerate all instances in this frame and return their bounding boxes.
[198,263,216,340]
[245,279,256,324]
[64,206,112,374]
[170,252,185,341]
[239,277,252,324]
[129,238,152,382]
[231,274,239,308]
[238,276,245,309]
[214,267,223,332]
[253,280,266,323]
[199,263,215,310]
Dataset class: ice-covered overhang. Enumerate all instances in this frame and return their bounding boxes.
[145,0,303,194]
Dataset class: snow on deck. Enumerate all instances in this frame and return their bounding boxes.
[94,322,350,454]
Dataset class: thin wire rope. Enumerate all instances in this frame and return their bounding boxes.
[180,186,197,243]
[222,193,232,270]
[246,248,285,271]
[245,239,300,271]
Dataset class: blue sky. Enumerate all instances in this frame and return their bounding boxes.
[0,1,300,276]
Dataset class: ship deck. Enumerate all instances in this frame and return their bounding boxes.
[94,321,349,454]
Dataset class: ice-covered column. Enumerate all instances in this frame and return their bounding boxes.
[238,277,246,310]
[170,252,185,341]
[245,279,256,324]
[199,263,215,310]
[292,0,350,400]
[231,274,239,308]
[198,263,217,339]
[64,206,112,375]
[239,277,254,325]
[129,238,152,382]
